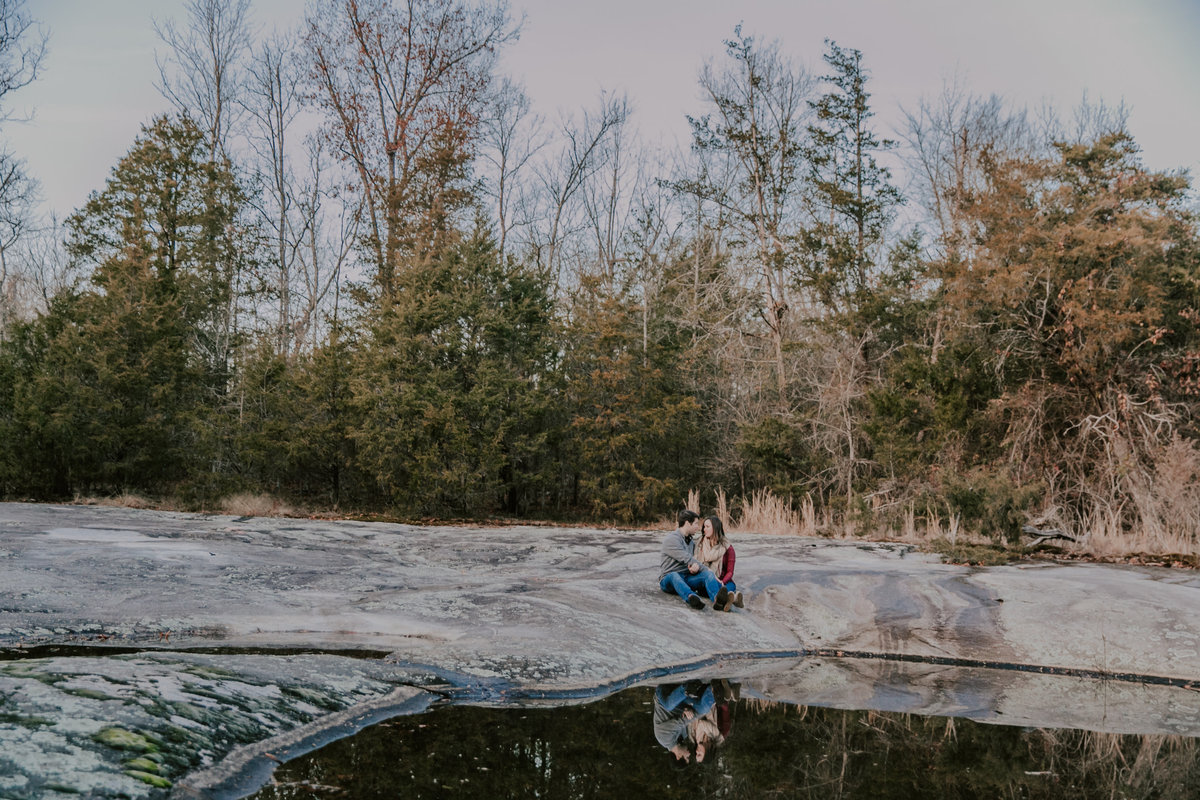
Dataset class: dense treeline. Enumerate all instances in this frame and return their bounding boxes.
[1,1,1198,546]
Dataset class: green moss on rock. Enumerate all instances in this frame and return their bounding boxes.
[926,538,1017,567]
[64,687,118,701]
[282,685,341,710]
[184,664,235,679]
[93,726,158,752]
[2,665,63,685]
[0,712,55,728]
[126,770,172,788]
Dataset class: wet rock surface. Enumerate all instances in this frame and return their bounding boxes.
[2,502,1199,797]
[0,652,433,798]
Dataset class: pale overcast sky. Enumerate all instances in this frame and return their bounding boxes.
[6,0,1199,220]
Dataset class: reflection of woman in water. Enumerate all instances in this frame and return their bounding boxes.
[690,712,724,762]
[653,681,736,763]
[653,682,715,763]
[696,516,743,610]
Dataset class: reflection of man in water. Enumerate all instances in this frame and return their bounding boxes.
[653,682,717,763]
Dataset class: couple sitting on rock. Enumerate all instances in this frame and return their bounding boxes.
[658,509,744,611]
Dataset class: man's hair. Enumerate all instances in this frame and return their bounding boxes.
[677,509,700,527]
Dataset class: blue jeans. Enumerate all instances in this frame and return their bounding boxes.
[660,568,725,604]
[701,579,735,598]
[657,683,716,717]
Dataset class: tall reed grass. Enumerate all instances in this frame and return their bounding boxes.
[74,492,178,511]
[685,488,819,537]
[216,492,300,518]
[684,473,1200,560]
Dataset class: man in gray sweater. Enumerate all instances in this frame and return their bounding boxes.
[659,509,729,610]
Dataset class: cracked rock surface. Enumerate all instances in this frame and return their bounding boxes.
[2,502,1199,797]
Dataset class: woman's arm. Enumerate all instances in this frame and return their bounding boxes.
[720,546,736,584]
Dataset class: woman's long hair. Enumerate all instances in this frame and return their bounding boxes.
[705,515,728,546]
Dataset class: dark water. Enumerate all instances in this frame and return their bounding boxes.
[249,680,1200,800]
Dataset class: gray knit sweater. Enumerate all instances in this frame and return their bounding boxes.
[658,528,699,582]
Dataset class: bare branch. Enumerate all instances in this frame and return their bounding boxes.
[155,0,254,159]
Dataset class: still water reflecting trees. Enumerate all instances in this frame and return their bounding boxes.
[252,682,1200,799]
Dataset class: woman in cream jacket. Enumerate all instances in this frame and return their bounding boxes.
[695,516,744,610]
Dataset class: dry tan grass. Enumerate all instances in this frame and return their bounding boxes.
[73,493,179,511]
[1063,433,1200,560]
[735,488,808,536]
[881,503,995,547]
[1037,730,1200,793]
[689,488,819,536]
[216,492,300,518]
[743,696,796,714]
[1078,504,1200,560]
[683,468,1200,561]
[696,487,973,542]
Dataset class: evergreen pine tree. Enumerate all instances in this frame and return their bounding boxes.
[0,115,253,498]
[802,40,902,318]
[349,224,557,516]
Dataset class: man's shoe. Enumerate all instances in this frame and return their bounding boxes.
[686,593,706,610]
[713,585,729,611]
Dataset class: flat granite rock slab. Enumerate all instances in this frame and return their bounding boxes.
[3,502,1200,683]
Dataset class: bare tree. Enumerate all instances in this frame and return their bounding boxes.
[580,102,639,288]
[678,26,814,408]
[899,78,1037,364]
[0,148,34,304]
[0,0,45,121]
[799,327,874,511]
[291,136,360,353]
[0,217,78,341]
[657,147,766,489]
[302,0,517,303]
[666,143,735,315]
[241,30,361,357]
[155,0,253,160]
[527,92,628,293]
[627,167,687,358]
[153,0,257,389]
[0,0,45,339]
[241,29,302,353]
[478,77,545,262]
[1065,93,1130,147]
[900,77,1036,267]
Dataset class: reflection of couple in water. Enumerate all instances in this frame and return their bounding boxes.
[658,509,744,611]
[653,680,738,764]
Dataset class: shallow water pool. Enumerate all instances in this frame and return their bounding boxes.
[249,679,1200,799]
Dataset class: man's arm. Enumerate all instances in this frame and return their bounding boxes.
[661,530,699,572]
